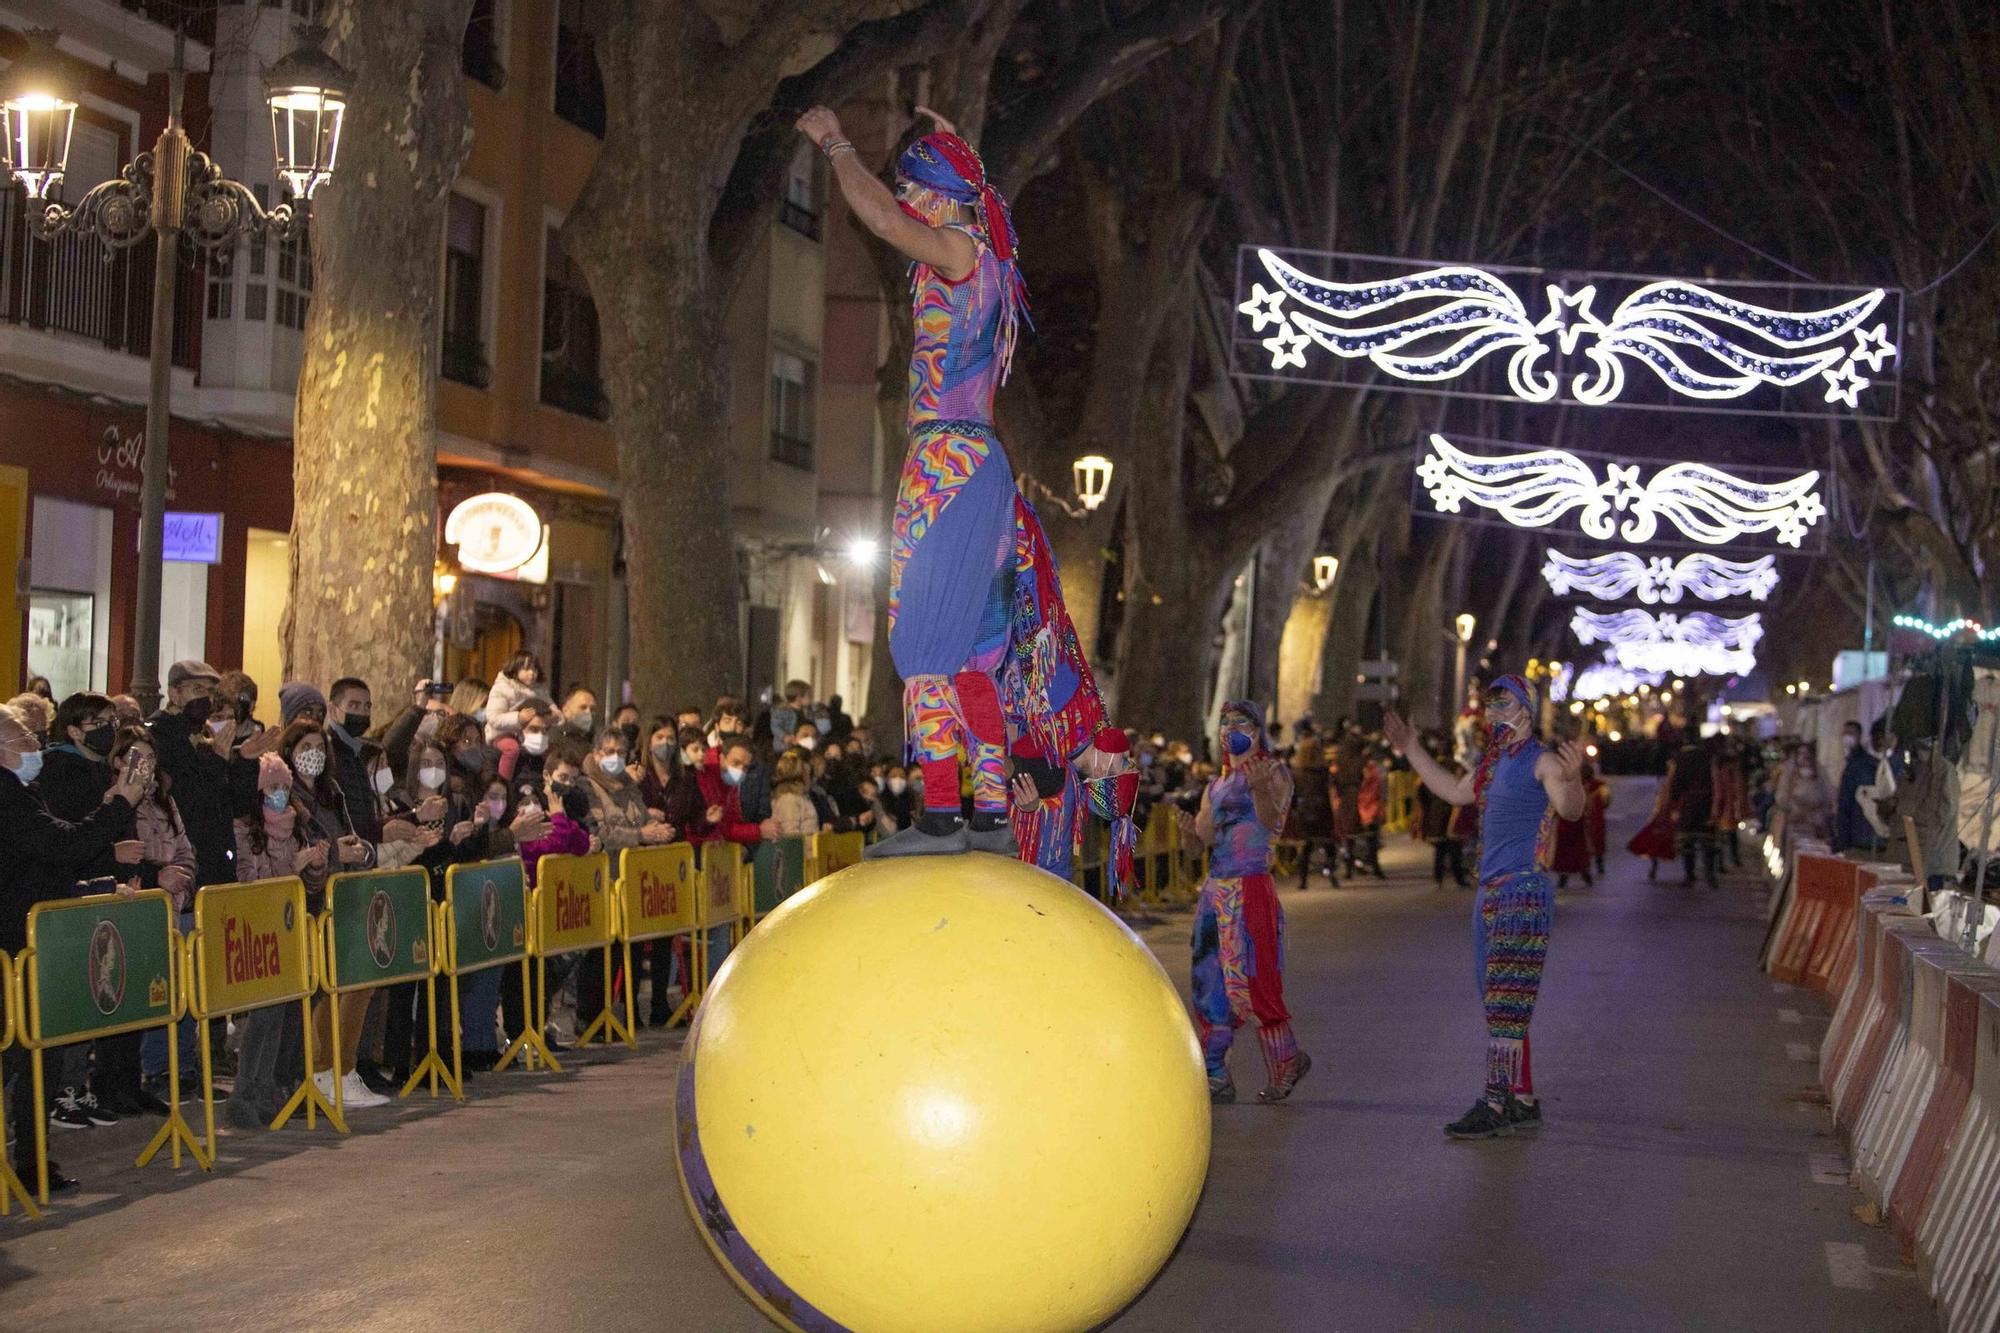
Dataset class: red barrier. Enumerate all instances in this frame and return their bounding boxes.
[1888,969,2000,1248]
[1834,922,1928,1129]
[1825,896,1914,1087]
[1771,854,1863,989]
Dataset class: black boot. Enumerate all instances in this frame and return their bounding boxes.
[864,810,972,859]
[965,811,1018,856]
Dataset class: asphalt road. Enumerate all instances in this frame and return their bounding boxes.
[0,777,1937,1332]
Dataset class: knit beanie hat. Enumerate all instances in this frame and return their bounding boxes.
[279,681,326,727]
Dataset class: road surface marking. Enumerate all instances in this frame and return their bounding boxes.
[1824,1242,1874,1290]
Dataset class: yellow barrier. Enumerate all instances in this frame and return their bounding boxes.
[20,888,208,1200]
[1386,770,1421,835]
[0,950,39,1218]
[616,843,699,1041]
[318,867,449,1114]
[186,876,337,1153]
[807,830,865,885]
[532,852,623,1048]
[696,841,751,997]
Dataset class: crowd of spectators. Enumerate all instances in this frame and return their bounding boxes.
[0,660,908,1195]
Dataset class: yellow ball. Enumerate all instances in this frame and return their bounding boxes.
[675,852,1210,1333]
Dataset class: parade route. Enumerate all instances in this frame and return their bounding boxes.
[0,780,1936,1331]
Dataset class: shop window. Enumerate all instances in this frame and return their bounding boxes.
[553,0,605,137]
[441,192,492,388]
[27,590,93,701]
[540,227,607,419]
[781,142,823,240]
[464,0,507,90]
[770,349,816,470]
[274,218,313,331]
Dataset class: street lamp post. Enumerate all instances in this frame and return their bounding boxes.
[1452,612,1476,721]
[0,26,349,713]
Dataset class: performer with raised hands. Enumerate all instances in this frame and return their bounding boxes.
[1383,674,1585,1140]
[796,103,1129,861]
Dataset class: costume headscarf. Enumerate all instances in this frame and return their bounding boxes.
[1471,672,1538,807]
[894,131,1031,382]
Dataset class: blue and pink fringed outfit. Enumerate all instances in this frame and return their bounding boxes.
[889,137,1030,827]
[1469,675,1558,1104]
[1189,705,1301,1089]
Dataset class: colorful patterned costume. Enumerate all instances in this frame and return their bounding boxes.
[888,134,1030,826]
[1469,675,1557,1102]
[1190,703,1301,1089]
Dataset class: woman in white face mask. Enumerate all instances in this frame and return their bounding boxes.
[584,726,674,851]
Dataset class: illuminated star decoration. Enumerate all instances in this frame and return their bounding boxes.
[1419,434,1826,547]
[1541,550,1780,604]
[1262,322,1310,370]
[1243,248,1895,410]
[1570,607,1762,678]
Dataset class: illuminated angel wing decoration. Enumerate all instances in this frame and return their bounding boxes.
[1542,550,1779,603]
[1571,608,1763,677]
[1422,435,1823,548]
[1415,434,1620,536]
[1246,250,1557,399]
[1581,282,1889,407]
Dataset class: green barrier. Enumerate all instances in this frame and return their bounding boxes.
[22,889,208,1202]
[442,858,550,1078]
[751,837,808,916]
[322,868,450,1104]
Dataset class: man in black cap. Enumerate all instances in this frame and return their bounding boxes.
[148,660,264,900]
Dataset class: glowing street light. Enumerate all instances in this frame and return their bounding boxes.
[1072,454,1114,512]
[1312,555,1338,593]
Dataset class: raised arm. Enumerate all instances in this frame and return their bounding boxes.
[1383,711,1476,807]
[1537,739,1588,822]
[796,106,976,280]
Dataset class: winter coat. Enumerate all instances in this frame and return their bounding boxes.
[696,756,764,846]
[484,673,550,743]
[233,811,330,901]
[584,767,652,850]
[38,746,158,888]
[148,708,258,888]
[329,732,384,845]
[1290,760,1335,838]
[0,769,136,951]
[133,794,197,907]
[1417,784,1458,842]
[640,765,707,841]
[771,786,819,838]
[519,813,592,887]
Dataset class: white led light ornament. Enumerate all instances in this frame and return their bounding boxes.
[1541,550,1779,603]
[1418,435,1824,547]
[1239,248,1897,412]
[1571,608,1762,678]
[1556,662,1667,702]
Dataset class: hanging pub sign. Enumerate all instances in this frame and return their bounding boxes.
[443,491,548,584]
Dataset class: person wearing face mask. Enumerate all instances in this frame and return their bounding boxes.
[484,652,552,783]
[1176,702,1311,1108]
[557,688,599,746]
[326,678,385,855]
[582,727,674,851]
[111,729,201,1102]
[698,740,781,846]
[41,694,173,1121]
[1833,718,1880,855]
[641,722,709,841]
[880,765,916,830]
[1385,675,1586,1140]
[0,704,148,1191]
[226,753,333,1130]
[498,754,594,1053]
[6,692,52,744]
[149,661,267,897]
[789,720,820,754]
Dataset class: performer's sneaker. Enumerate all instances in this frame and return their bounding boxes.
[965,815,1019,857]
[1257,1052,1312,1104]
[864,815,971,859]
[1208,1076,1236,1105]
[1444,1095,1516,1140]
[1506,1097,1543,1132]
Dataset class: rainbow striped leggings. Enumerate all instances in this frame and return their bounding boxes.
[1473,869,1553,1099]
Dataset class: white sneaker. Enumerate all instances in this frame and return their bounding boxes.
[338,1071,390,1109]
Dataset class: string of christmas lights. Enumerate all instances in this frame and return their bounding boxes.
[1238,249,1897,411]
[1892,614,2000,643]
[1418,435,1825,547]
[1541,549,1779,603]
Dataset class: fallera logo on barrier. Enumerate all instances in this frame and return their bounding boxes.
[537,853,611,956]
[197,878,310,1014]
[368,891,395,969]
[620,844,698,942]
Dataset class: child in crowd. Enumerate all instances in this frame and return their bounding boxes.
[485,652,552,781]
[770,750,821,837]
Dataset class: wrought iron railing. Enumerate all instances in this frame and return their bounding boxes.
[0,187,200,370]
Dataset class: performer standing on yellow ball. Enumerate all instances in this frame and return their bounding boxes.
[796,103,1133,866]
